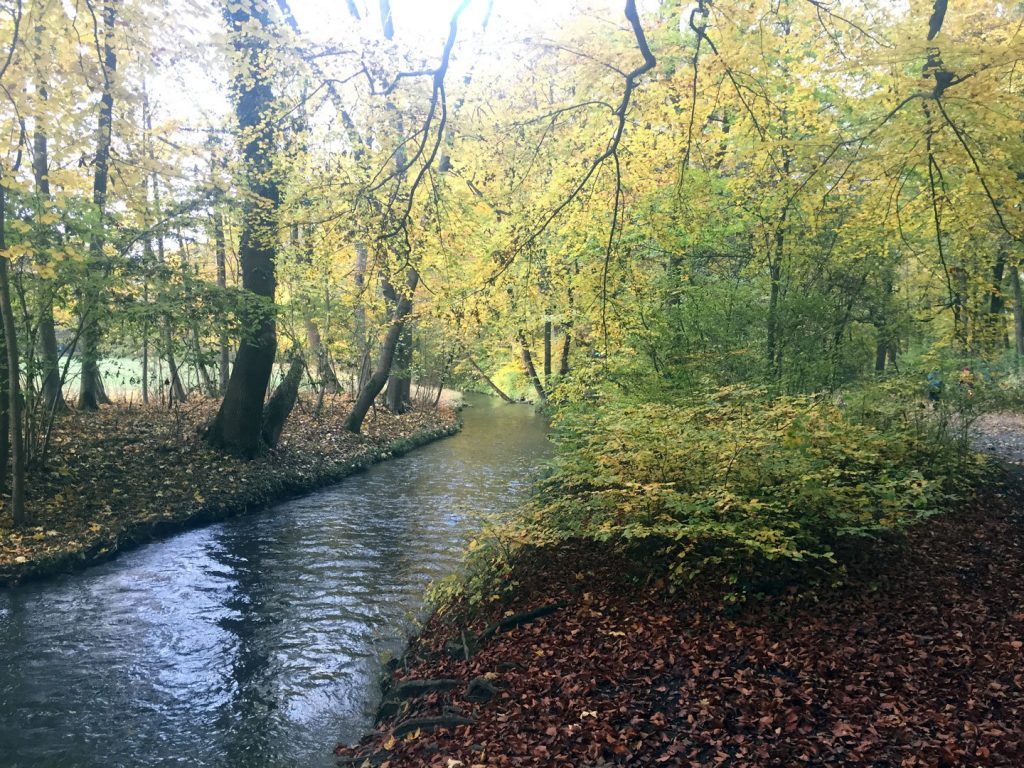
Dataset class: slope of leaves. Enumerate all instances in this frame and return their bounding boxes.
[336,478,1024,767]
[0,396,458,585]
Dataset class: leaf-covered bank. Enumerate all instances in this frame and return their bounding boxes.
[336,472,1024,768]
[0,397,458,586]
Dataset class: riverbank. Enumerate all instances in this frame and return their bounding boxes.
[0,395,459,586]
[335,468,1024,768]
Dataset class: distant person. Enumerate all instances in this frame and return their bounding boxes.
[927,371,943,403]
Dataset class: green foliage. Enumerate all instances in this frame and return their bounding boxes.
[438,384,986,607]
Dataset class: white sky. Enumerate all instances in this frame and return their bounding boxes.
[149,0,645,153]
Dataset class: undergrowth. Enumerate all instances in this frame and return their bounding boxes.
[432,379,989,609]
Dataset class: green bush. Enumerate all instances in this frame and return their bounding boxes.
[438,385,985,607]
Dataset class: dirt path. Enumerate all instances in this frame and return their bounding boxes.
[973,412,1024,465]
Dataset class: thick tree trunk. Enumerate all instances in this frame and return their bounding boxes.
[0,186,27,525]
[874,338,887,372]
[344,269,418,433]
[385,325,412,413]
[205,0,281,458]
[214,211,230,394]
[38,302,63,411]
[261,357,304,448]
[518,331,546,402]
[78,0,117,411]
[558,331,571,376]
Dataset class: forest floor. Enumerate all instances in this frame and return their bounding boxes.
[0,395,458,585]
[335,419,1024,768]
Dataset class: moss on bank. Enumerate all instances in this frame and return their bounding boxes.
[0,396,460,586]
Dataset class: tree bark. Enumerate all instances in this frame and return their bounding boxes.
[1011,265,1024,358]
[0,185,28,525]
[0,325,8,496]
[385,324,412,413]
[141,281,149,404]
[467,357,514,403]
[177,235,216,396]
[558,331,571,376]
[344,269,418,433]
[205,0,281,458]
[353,241,372,393]
[518,331,546,402]
[214,210,230,394]
[298,225,339,393]
[78,0,117,411]
[766,249,782,379]
[984,246,1009,350]
[306,317,338,392]
[543,320,552,387]
[874,338,887,372]
[261,357,303,448]
[33,119,64,413]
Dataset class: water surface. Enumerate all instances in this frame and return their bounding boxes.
[0,395,548,768]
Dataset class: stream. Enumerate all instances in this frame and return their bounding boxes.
[0,394,549,768]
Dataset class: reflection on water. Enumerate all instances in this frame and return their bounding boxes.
[0,395,549,768]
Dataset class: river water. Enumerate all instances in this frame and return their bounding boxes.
[0,395,549,768]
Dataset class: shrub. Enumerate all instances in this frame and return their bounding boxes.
[439,386,985,606]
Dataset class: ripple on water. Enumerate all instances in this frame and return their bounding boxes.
[0,395,549,768]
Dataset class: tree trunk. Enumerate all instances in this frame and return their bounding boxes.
[0,185,28,526]
[162,323,187,405]
[261,357,303,448]
[157,233,186,405]
[205,0,281,458]
[468,357,514,403]
[558,331,571,376]
[518,331,546,402]
[766,255,782,379]
[874,337,887,372]
[543,320,552,387]
[344,269,418,433]
[951,264,969,351]
[78,0,117,411]
[985,246,1008,350]
[558,279,574,377]
[38,300,63,411]
[141,282,149,405]
[214,210,230,394]
[1011,265,1024,358]
[353,241,372,393]
[177,236,216,396]
[0,296,7,495]
[385,324,412,413]
[297,225,339,393]
[33,124,65,413]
